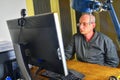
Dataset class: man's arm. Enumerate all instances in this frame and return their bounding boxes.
[65,35,75,60]
[104,39,119,67]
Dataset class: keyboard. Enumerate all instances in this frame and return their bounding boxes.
[61,69,85,80]
[41,69,85,80]
[69,69,85,78]
[41,70,61,79]
[61,74,81,80]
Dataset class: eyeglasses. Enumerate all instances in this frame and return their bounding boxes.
[77,22,94,27]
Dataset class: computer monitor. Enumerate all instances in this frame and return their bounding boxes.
[7,13,68,80]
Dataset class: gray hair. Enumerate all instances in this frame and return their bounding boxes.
[81,13,96,23]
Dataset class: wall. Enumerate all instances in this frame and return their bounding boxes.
[98,0,120,56]
[0,0,27,41]
[32,0,74,47]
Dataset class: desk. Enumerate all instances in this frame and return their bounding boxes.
[30,60,120,80]
[67,60,120,80]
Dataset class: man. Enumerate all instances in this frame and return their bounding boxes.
[65,13,119,67]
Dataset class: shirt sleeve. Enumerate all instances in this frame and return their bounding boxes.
[104,38,119,67]
[65,35,75,60]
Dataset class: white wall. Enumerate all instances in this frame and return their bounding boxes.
[0,0,27,41]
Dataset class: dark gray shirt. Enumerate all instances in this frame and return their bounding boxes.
[65,31,119,67]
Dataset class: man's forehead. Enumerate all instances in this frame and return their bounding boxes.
[79,16,90,22]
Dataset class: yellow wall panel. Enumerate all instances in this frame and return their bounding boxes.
[26,0,34,16]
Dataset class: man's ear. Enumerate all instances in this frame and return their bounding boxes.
[93,23,96,28]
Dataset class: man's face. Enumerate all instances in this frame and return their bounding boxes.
[79,15,95,35]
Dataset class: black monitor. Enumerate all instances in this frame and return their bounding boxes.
[7,13,68,80]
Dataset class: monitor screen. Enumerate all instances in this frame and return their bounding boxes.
[7,13,68,80]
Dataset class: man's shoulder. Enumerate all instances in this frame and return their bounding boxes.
[97,32,112,41]
[73,33,82,36]
[71,33,83,41]
[73,33,83,38]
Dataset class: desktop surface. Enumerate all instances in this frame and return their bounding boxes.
[67,60,120,80]
[30,60,120,80]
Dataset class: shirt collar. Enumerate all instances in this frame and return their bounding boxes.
[89,31,98,43]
